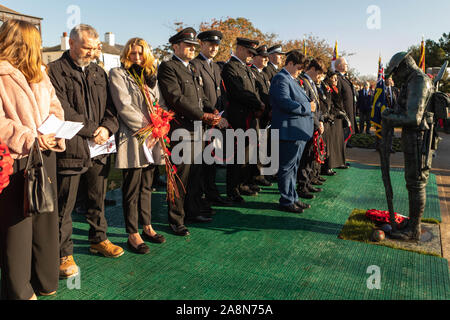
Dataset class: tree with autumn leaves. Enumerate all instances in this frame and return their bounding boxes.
[153,17,349,70]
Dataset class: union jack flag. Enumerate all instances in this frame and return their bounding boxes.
[370,56,387,139]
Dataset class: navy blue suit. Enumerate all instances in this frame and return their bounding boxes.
[270,69,314,206]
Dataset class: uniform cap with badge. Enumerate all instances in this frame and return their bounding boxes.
[236,37,259,55]
[197,30,223,44]
[267,44,286,55]
[169,27,199,45]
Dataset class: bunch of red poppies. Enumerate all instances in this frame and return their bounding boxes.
[0,140,13,194]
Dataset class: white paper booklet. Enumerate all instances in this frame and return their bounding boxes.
[88,135,116,158]
[142,143,155,164]
[38,114,84,140]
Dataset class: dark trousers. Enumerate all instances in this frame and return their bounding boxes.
[167,132,202,230]
[122,165,155,234]
[278,140,306,206]
[58,159,110,257]
[359,110,372,134]
[0,151,59,300]
[203,163,220,200]
[297,138,315,193]
[226,138,252,197]
[184,163,205,218]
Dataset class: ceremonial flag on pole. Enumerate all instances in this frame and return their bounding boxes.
[418,36,426,72]
[303,38,307,56]
[331,40,338,71]
[370,56,387,139]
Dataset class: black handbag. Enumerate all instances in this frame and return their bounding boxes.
[23,138,55,216]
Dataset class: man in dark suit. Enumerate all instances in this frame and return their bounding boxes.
[158,27,221,236]
[357,81,374,134]
[264,44,285,81]
[297,58,326,199]
[335,57,356,167]
[270,51,314,213]
[191,30,233,208]
[222,37,265,203]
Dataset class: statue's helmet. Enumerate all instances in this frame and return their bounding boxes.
[385,51,411,78]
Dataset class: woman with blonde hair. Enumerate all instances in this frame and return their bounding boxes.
[0,19,66,300]
[109,38,166,254]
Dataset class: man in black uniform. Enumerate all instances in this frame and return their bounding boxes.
[297,58,326,200]
[158,28,221,236]
[250,45,273,187]
[264,44,285,81]
[222,37,265,203]
[382,52,434,241]
[335,57,357,164]
[191,30,233,207]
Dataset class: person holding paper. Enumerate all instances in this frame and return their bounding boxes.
[48,24,123,279]
[0,20,66,300]
[109,38,166,254]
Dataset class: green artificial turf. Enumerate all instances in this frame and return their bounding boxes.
[39,162,449,300]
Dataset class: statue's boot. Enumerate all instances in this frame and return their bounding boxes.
[390,189,425,241]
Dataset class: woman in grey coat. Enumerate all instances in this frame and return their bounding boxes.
[109,38,166,254]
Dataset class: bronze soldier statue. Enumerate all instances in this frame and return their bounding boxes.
[381,51,435,241]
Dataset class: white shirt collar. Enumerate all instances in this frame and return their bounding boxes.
[270,62,278,70]
[200,52,212,65]
[173,54,190,68]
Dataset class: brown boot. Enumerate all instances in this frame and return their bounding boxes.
[90,239,124,258]
[59,255,79,279]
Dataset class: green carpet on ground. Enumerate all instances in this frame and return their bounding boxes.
[42,162,449,300]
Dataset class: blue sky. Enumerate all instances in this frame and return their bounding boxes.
[3,0,449,76]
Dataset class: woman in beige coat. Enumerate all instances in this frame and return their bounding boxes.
[0,20,66,300]
[109,38,166,254]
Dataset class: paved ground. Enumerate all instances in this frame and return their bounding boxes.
[347,129,450,268]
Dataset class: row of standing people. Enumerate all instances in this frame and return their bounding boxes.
[0,20,355,300]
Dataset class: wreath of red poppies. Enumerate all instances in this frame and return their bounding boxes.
[366,209,409,225]
[0,140,14,194]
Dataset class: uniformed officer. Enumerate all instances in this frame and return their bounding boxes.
[157,27,221,236]
[191,30,233,207]
[250,45,273,187]
[222,37,265,203]
[264,44,285,81]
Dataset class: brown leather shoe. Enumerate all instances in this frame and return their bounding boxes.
[59,255,79,279]
[90,239,124,258]
[39,291,57,296]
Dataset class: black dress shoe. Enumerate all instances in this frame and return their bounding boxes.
[322,169,336,176]
[186,215,213,223]
[127,240,150,254]
[171,225,190,236]
[295,201,311,209]
[245,184,261,193]
[200,208,216,216]
[308,186,322,193]
[142,232,166,244]
[311,179,323,186]
[298,191,315,199]
[208,196,233,207]
[317,176,327,182]
[239,185,258,196]
[253,176,273,187]
[226,194,245,204]
[279,203,303,214]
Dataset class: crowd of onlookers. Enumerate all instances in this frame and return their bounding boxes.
[0,19,401,300]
